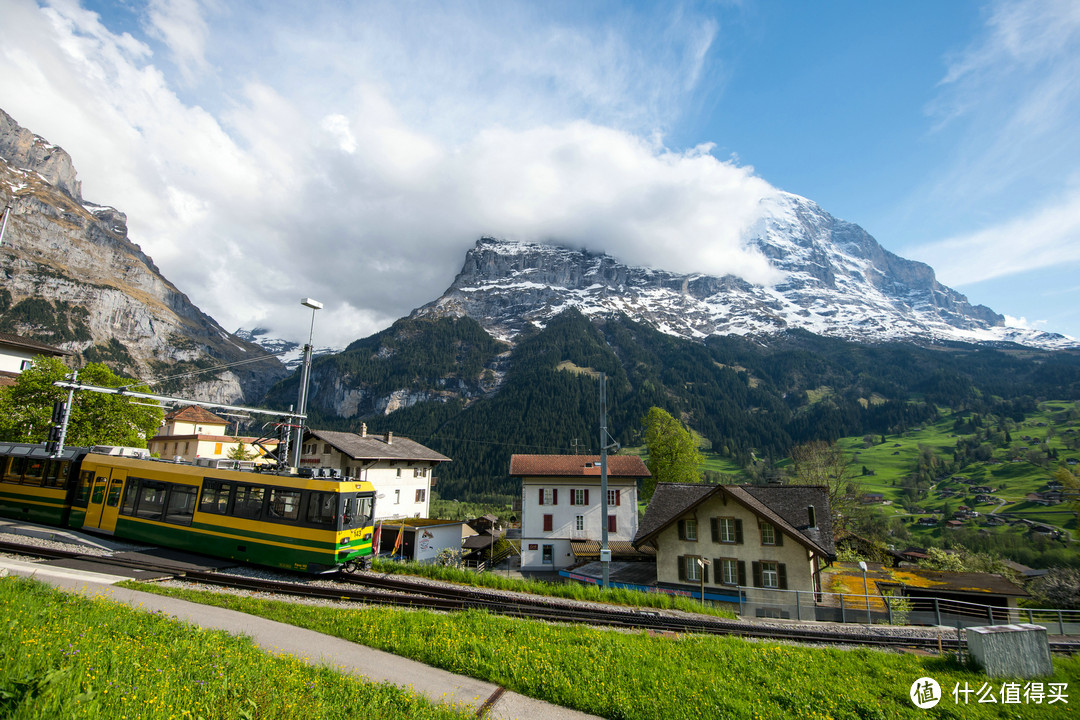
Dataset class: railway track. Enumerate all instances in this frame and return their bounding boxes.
[3,538,1078,655]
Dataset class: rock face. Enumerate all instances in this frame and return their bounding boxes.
[0,108,286,403]
[415,194,1074,350]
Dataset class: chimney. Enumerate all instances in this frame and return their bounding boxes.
[385,431,393,445]
[807,505,817,529]
[360,423,367,438]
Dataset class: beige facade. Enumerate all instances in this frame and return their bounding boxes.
[653,495,823,600]
[635,482,834,605]
[148,406,277,464]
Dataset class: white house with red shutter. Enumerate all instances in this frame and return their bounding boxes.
[511,454,650,571]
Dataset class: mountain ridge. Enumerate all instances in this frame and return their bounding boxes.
[413,194,1073,350]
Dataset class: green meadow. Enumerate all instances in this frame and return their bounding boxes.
[121,577,1080,720]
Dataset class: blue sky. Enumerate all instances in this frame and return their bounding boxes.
[1,0,1078,346]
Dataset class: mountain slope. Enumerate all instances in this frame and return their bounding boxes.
[415,196,1073,349]
[0,108,286,402]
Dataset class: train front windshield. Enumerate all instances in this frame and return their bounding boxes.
[341,492,374,530]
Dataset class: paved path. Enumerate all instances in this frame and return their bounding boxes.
[0,560,602,720]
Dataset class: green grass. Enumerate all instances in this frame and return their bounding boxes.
[370,558,737,618]
[128,580,1080,719]
[0,576,469,720]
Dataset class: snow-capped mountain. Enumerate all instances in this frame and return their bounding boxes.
[415,193,1076,350]
[233,327,339,371]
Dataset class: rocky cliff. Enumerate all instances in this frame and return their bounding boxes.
[0,108,286,403]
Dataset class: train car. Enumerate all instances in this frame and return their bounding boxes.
[0,442,376,573]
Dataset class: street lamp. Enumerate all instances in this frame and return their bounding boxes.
[291,297,322,469]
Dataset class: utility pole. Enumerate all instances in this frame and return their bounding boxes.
[599,374,619,588]
[292,298,322,469]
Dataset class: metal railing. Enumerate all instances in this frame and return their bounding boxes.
[724,586,1080,635]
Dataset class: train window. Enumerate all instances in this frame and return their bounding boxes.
[74,470,93,508]
[267,489,301,522]
[0,457,14,483]
[135,481,166,520]
[199,480,233,515]
[120,477,139,515]
[232,485,265,519]
[342,494,374,530]
[306,492,336,526]
[43,461,67,489]
[22,458,45,485]
[8,457,27,483]
[165,486,197,526]
[106,478,123,507]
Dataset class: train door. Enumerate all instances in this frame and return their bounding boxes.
[82,467,126,534]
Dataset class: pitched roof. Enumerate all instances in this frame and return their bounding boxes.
[307,428,450,463]
[165,406,228,424]
[633,482,835,558]
[509,454,650,478]
[0,332,72,357]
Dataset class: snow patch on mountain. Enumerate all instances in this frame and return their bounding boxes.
[414,193,1077,350]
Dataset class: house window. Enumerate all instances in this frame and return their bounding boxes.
[681,555,707,583]
[414,468,420,477]
[575,515,584,531]
[572,488,586,505]
[394,489,400,504]
[608,515,617,533]
[678,518,698,541]
[542,544,554,564]
[19,360,31,371]
[415,489,426,503]
[719,558,740,586]
[608,489,620,506]
[396,468,402,477]
[539,488,557,505]
[760,521,780,546]
[543,514,553,532]
[322,444,331,454]
[761,561,779,589]
[715,517,742,544]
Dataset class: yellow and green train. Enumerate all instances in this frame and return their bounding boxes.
[0,442,376,573]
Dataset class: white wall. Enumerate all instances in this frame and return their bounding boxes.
[413,523,463,564]
[519,477,638,571]
[0,346,35,374]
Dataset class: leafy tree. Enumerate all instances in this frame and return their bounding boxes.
[227,442,256,461]
[1028,568,1080,609]
[787,440,861,532]
[641,406,703,499]
[0,356,162,448]
[916,545,1019,582]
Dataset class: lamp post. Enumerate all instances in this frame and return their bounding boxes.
[291,297,322,469]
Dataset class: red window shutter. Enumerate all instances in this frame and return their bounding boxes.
[608,515,617,533]
[570,490,576,506]
[543,514,553,532]
[538,488,544,506]
[552,488,558,505]
[615,489,620,506]
[585,489,590,505]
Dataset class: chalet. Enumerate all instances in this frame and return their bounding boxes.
[917,516,939,526]
[946,520,964,529]
[148,407,279,465]
[299,425,449,521]
[512,454,650,571]
[633,483,835,603]
[971,486,993,494]
[0,332,71,386]
[861,492,887,504]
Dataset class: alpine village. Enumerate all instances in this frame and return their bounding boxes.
[2,77,1079,720]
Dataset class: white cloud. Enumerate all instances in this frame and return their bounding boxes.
[144,0,212,84]
[0,0,775,349]
[909,187,1080,286]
